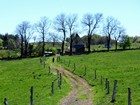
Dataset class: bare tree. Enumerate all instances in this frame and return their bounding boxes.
[82,13,103,53]
[54,13,67,55]
[35,16,50,56]
[49,32,59,47]
[114,26,125,50]
[66,14,78,55]
[16,21,31,57]
[103,17,120,51]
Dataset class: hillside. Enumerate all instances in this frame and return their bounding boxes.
[58,50,140,104]
[0,58,70,105]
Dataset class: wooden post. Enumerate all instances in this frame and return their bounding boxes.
[59,73,62,86]
[100,76,102,85]
[94,70,96,79]
[51,81,54,94]
[128,88,131,105]
[58,79,61,89]
[52,57,54,63]
[107,80,110,94]
[57,70,59,78]
[111,80,118,102]
[105,78,108,89]
[30,86,34,105]
[4,98,8,105]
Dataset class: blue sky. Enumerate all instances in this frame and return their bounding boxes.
[0,0,140,36]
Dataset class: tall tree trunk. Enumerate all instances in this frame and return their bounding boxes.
[107,35,110,51]
[61,41,64,55]
[20,37,23,58]
[61,31,66,56]
[69,30,72,56]
[25,40,28,56]
[88,35,91,53]
[70,36,72,56]
[115,40,118,51]
[42,33,45,56]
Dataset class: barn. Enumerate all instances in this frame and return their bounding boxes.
[66,33,85,54]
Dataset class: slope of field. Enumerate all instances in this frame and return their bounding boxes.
[58,50,140,105]
[0,58,70,105]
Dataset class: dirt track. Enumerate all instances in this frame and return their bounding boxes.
[53,67,93,105]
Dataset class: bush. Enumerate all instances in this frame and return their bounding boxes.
[45,46,57,54]
[0,50,20,59]
[119,35,131,49]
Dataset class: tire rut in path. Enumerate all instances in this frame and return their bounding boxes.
[54,67,93,105]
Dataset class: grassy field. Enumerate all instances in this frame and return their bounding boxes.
[0,57,70,105]
[58,50,140,105]
[90,43,140,51]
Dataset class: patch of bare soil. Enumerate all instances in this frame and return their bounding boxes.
[53,67,93,105]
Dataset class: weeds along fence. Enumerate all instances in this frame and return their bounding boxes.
[3,57,64,105]
[57,56,132,105]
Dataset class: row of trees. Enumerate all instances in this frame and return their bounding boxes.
[1,12,136,57]
[0,33,20,50]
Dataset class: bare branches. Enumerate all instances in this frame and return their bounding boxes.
[66,14,78,55]
[82,13,103,35]
[35,16,50,56]
[35,16,50,36]
[16,21,32,57]
[54,14,67,33]
[82,13,103,52]
[54,13,67,55]
[103,16,122,51]
[66,14,77,33]
[103,17,120,36]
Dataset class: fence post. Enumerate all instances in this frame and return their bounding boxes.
[128,88,131,105]
[51,81,54,94]
[107,80,110,94]
[48,66,51,75]
[30,86,34,105]
[4,98,8,105]
[57,70,59,78]
[105,78,108,89]
[59,73,62,86]
[94,70,96,79]
[52,57,54,63]
[58,79,61,89]
[111,80,118,102]
[100,76,102,85]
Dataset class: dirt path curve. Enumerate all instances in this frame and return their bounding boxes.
[53,66,93,105]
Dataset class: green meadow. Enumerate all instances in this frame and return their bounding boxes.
[1,50,140,105]
[58,50,140,105]
[0,58,70,105]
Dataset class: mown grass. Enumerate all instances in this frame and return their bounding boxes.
[58,50,140,105]
[0,57,70,105]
